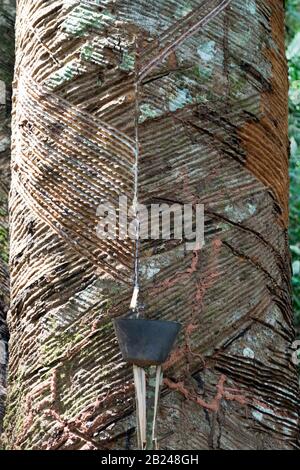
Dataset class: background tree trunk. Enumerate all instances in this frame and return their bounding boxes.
[3,0,299,449]
[0,0,15,433]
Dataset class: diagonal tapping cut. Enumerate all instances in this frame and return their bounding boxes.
[138,0,232,82]
[15,1,232,288]
[120,0,233,451]
[129,0,232,311]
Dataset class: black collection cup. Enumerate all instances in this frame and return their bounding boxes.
[113,318,181,367]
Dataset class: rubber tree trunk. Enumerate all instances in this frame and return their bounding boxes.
[3,0,299,449]
[0,0,15,433]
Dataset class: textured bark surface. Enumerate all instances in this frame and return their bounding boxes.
[0,0,15,433]
[3,0,299,449]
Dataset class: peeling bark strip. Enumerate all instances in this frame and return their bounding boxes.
[3,0,299,450]
[0,0,15,432]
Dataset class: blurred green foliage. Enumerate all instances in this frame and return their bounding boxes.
[286,0,300,329]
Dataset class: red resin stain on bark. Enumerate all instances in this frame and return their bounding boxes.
[164,374,248,413]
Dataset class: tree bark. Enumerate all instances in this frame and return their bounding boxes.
[3,0,299,449]
[0,0,15,433]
